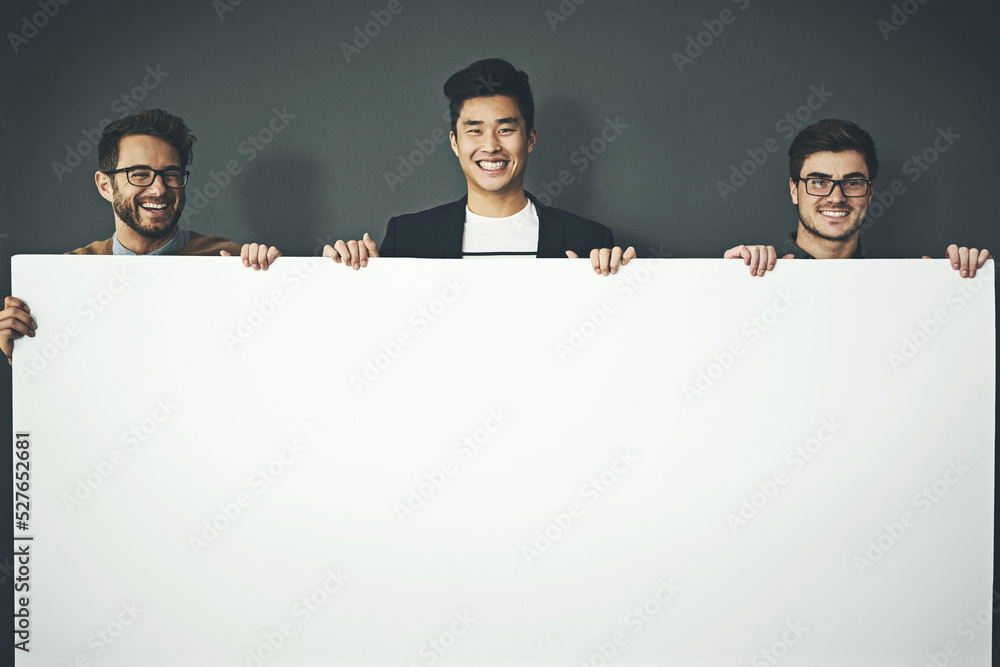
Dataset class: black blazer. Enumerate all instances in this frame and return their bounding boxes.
[379,192,614,258]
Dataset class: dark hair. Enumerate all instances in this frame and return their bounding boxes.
[98,108,196,173]
[788,119,879,181]
[444,58,535,135]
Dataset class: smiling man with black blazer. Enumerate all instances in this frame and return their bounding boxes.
[326,58,634,275]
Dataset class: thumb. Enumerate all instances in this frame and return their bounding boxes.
[565,250,579,259]
[781,254,794,260]
[921,255,932,259]
[363,232,380,258]
[219,250,231,257]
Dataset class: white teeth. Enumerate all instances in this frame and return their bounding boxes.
[141,203,167,210]
[821,211,848,217]
[478,161,507,171]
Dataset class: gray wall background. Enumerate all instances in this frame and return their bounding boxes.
[2,0,998,265]
[2,0,999,655]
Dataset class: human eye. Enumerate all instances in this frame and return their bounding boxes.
[807,178,829,188]
[127,168,153,184]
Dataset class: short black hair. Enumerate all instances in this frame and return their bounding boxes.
[98,108,196,173]
[789,119,879,181]
[444,58,535,135]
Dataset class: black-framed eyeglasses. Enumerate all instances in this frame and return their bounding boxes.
[797,177,871,197]
[106,166,189,188]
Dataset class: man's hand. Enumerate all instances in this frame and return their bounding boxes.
[1,297,36,365]
[324,233,379,270]
[723,245,793,276]
[220,244,282,270]
[923,244,991,279]
[565,246,637,276]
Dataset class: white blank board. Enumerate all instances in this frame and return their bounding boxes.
[10,256,996,666]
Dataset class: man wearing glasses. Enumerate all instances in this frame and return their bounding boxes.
[725,118,988,277]
[0,108,281,364]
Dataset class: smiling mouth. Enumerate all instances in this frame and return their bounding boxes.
[139,201,170,213]
[476,160,509,172]
[820,210,849,219]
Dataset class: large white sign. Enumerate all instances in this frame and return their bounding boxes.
[10,256,995,666]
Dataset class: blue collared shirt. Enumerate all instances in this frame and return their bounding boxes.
[112,228,191,256]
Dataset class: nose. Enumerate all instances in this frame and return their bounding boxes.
[145,172,168,195]
[826,182,848,202]
[482,130,501,153]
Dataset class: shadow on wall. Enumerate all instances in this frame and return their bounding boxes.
[528,99,603,219]
[236,154,331,257]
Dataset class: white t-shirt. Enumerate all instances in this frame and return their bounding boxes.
[461,200,539,258]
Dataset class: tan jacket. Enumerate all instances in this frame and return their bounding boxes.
[67,232,240,256]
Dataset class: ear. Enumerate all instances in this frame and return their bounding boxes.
[789,177,798,205]
[449,131,459,157]
[96,170,115,203]
[526,127,537,154]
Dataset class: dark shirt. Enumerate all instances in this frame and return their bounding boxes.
[779,232,873,259]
